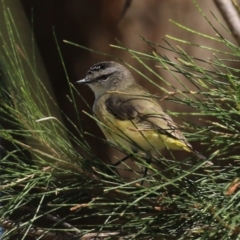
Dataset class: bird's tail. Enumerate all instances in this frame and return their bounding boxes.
[193,150,206,160]
[192,150,213,166]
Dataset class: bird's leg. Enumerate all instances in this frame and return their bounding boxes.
[141,154,151,185]
[113,148,138,167]
[113,154,133,166]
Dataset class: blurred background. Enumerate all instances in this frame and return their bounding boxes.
[15,0,238,163]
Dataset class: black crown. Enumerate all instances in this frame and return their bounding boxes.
[87,62,111,75]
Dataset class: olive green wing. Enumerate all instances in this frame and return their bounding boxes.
[105,93,189,144]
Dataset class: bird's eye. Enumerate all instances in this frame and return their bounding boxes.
[96,73,113,81]
[101,74,109,80]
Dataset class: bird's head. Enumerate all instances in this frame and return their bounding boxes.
[76,61,135,98]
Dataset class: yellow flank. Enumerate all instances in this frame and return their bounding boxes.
[96,108,190,154]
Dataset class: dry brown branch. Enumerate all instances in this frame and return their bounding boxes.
[20,206,82,233]
[0,218,121,239]
[214,0,240,45]
[119,0,133,23]
[225,178,240,195]
[0,218,76,240]
[0,174,35,190]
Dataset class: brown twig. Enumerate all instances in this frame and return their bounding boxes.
[20,206,83,234]
[0,174,35,190]
[0,218,76,240]
[214,0,240,45]
[118,0,133,23]
[0,217,121,239]
[225,178,240,195]
[70,203,89,211]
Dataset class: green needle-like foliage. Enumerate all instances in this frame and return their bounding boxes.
[1,1,240,240]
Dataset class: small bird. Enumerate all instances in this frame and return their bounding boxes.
[77,61,206,162]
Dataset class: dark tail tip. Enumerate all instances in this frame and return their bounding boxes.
[193,150,213,166]
[193,150,206,160]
